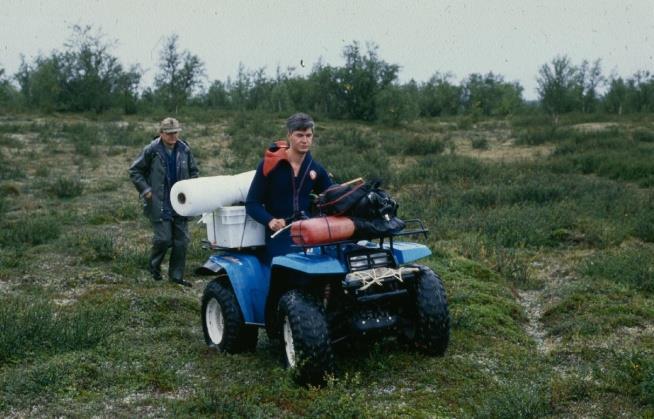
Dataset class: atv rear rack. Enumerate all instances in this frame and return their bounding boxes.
[293,218,429,254]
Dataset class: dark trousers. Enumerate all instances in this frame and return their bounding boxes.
[150,217,189,281]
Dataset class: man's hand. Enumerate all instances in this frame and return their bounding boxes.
[144,191,152,199]
[268,218,286,232]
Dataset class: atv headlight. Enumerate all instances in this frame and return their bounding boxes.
[349,255,370,270]
[347,251,393,272]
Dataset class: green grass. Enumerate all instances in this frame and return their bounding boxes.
[1,112,653,416]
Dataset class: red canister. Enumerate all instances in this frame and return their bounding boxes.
[291,216,356,245]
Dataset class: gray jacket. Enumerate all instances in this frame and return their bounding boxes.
[129,137,199,221]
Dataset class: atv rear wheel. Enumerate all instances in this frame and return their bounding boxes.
[405,266,450,356]
[278,290,335,386]
[201,280,257,353]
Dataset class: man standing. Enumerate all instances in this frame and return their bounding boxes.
[246,113,332,257]
[129,117,199,287]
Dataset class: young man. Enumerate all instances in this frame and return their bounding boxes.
[129,117,199,287]
[246,113,332,257]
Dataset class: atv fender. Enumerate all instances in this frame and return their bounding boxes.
[271,251,348,275]
[198,253,270,325]
[357,241,431,264]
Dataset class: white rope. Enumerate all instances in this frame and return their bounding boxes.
[349,267,419,291]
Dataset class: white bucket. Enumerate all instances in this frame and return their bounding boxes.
[200,206,265,248]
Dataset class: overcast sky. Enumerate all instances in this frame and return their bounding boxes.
[1,0,653,100]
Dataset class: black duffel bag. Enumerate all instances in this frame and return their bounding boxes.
[349,180,399,220]
[316,178,369,215]
[317,178,405,239]
[352,216,406,240]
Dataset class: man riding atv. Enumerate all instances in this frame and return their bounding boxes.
[245,112,332,258]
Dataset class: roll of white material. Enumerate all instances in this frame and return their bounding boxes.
[170,170,256,216]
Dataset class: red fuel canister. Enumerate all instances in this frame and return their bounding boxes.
[290,216,356,245]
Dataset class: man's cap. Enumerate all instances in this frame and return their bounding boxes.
[160,117,182,133]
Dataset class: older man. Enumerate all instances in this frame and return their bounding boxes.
[129,117,199,287]
[246,113,333,258]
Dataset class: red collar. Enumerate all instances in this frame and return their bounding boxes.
[263,140,290,176]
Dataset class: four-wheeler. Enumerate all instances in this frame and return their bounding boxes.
[199,221,450,385]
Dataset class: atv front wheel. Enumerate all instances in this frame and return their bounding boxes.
[201,280,257,353]
[278,290,335,385]
[406,266,450,356]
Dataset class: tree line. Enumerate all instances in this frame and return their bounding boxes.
[1,26,653,124]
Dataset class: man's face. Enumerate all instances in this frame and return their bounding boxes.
[160,131,179,147]
[288,128,313,154]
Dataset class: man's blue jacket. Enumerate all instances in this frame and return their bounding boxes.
[246,142,332,257]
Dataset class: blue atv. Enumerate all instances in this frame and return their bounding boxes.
[198,221,450,385]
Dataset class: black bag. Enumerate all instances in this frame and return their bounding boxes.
[352,217,406,240]
[317,178,405,239]
[350,180,399,220]
[316,178,369,215]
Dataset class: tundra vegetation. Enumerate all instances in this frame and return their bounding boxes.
[0,111,652,417]
[0,27,653,417]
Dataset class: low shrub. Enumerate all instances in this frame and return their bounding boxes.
[514,125,574,145]
[174,389,278,417]
[0,215,61,247]
[103,123,151,147]
[74,231,117,262]
[0,153,25,180]
[492,245,531,285]
[597,351,654,407]
[63,123,97,157]
[34,165,50,178]
[0,296,115,363]
[632,211,654,243]
[473,204,572,248]
[471,137,489,150]
[456,115,477,130]
[509,113,554,129]
[582,246,654,292]
[401,136,446,155]
[632,128,654,143]
[316,143,392,184]
[112,244,150,277]
[475,382,552,418]
[549,131,654,184]
[0,134,18,148]
[49,176,84,199]
[319,127,379,153]
[397,154,489,185]
[459,178,566,210]
[88,201,139,225]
